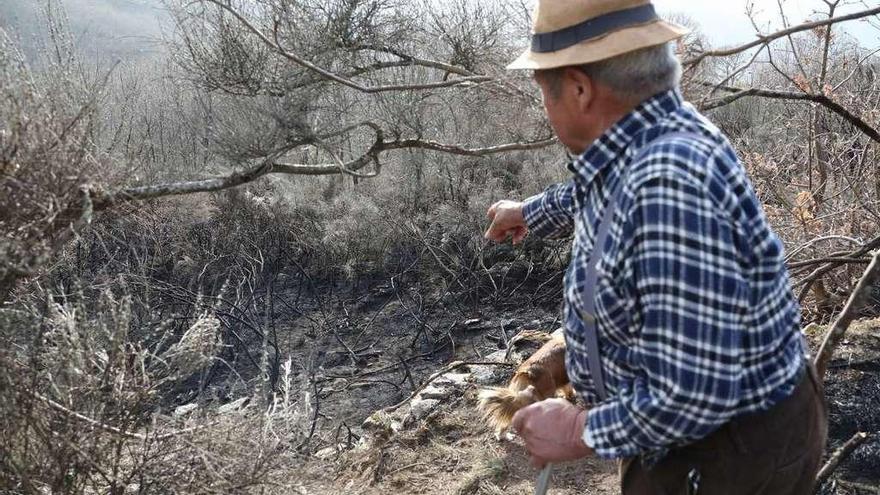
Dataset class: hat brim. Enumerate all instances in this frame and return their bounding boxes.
[507,19,689,70]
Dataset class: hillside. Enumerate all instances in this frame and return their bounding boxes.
[3,0,880,493]
[273,316,880,494]
[0,0,165,60]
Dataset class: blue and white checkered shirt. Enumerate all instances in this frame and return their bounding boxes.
[523,89,807,461]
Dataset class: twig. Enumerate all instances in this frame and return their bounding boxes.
[836,479,880,494]
[797,234,880,301]
[351,296,394,348]
[814,251,880,378]
[827,359,880,372]
[785,236,864,261]
[386,461,428,476]
[788,257,871,269]
[35,390,147,440]
[297,374,322,451]
[684,6,880,67]
[398,353,416,390]
[28,389,210,441]
[344,378,401,391]
[317,350,435,382]
[815,431,871,488]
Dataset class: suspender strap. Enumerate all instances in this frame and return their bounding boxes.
[580,175,620,401]
[580,132,713,402]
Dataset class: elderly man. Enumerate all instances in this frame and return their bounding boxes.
[483,1,827,493]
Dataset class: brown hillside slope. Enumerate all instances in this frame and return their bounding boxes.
[290,318,880,494]
[296,385,619,495]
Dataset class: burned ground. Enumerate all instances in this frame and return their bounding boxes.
[247,287,880,494]
[812,319,880,493]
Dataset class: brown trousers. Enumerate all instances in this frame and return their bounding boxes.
[620,364,828,495]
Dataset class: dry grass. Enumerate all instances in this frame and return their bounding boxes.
[313,388,618,495]
[0,288,311,494]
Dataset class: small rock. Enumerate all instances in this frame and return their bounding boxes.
[469,350,510,386]
[461,318,491,331]
[314,445,343,460]
[433,372,469,388]
[218,397,249,414]
[501,318,521,330]
[418,385,448,400]
[409,398,440,420]
[173,403,198,417]
[363,410,393,431]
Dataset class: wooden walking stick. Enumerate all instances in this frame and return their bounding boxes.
[534,464,553,495]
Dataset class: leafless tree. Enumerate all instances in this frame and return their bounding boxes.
[682,1,880,318]
[3,1,880,492]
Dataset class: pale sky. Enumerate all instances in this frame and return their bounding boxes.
[654,0,880,48]
[4,0,879,59]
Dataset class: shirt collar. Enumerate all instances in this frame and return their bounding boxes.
[567,89,684,188]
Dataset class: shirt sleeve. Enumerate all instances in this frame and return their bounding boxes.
[583,170,748,459]
[522,179,577,240]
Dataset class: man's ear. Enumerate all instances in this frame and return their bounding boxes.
[564,67,594,112]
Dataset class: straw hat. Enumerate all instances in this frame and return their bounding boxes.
[508,0,689,70]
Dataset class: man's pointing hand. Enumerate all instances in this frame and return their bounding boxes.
[485,200,528,244]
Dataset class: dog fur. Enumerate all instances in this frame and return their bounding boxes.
[477,330,572,436]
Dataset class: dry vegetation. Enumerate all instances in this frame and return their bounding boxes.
[1,0,880,493]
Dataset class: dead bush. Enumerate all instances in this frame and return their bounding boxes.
[0,286,313,494]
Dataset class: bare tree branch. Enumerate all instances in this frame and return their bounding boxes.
[814,250,880,378]
[815,431,872,488]
[92,134,556,209]
[785,236,865,261]
[203,0,492,93]
[384,137,556,156]
[796,233,880,301]
[699,83,880,143]
[350,44,477,77]
[788,256,871,269]
[684,5,880,67]
[27,388,210,442]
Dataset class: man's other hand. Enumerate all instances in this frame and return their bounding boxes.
[485,200,528,244]
[511,398,592,469]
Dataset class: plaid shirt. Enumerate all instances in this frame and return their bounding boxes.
[523,89,807,461]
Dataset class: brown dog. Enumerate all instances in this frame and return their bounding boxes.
[478,330,573,437]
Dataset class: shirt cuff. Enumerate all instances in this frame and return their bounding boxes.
[583,400,643,459]
[521,193,546,232]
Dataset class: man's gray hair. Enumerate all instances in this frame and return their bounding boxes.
[542,42,681,103]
